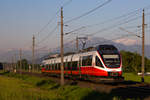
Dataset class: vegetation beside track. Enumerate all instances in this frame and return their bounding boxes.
[123,73,150,83]
[121,51,150,73]
[0,72,113,100]
[0,71,150,100]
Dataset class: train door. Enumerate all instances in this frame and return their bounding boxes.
[70,55,73,76]
[79,56,82,78]
[65,58,68,76]
[82,55,93,78]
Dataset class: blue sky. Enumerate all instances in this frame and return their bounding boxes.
[0,0,150,54]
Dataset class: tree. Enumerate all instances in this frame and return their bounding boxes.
[120,50,150,73]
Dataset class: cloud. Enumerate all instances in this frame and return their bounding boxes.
[113,38,140,46]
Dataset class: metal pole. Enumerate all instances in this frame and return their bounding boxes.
[60,7,64,85]
[32,35,35,72]
[19,48,22,73]
[14,54,16,73]
[141,9,145,82]
[76,36,79,52]
[12,56,14,72]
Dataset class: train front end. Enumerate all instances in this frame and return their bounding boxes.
[94,45,123,80]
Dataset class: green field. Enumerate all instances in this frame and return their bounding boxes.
[0,72,114,100]
[0,72,150,100]
[123,73,150,83]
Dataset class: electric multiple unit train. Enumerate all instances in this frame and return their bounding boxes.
[41,45,123,81]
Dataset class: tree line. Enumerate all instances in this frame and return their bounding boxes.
[120,51,150,73]
[1,50,150,73]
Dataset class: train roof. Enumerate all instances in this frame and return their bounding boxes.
[43,44,117,60]
[42,50,97,64]
[96,45,117,50]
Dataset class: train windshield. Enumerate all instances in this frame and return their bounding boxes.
[102,55,120,68]
[97,45,118,54]
[97,45,120,68]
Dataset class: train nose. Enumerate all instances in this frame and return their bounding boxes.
[108,72,119,76]
[108,71,122,77]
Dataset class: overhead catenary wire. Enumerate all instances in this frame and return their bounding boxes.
[69,4,150,33]
[65,12,141,38]
[36,11,59,36]
[87,12,150,37]
[22,10,58,52]
[64,37,76,44]
[20,2,150,62]
[35,0,73,37]
[38,4,150,58]
[65,26,86,35]
[22,0,73,51]
[61,0,73,7]
[90,34,140,47]
[35,45,48,52]
[25,2,150,51]
[123,25,141,29]
[63,8,142,38]
[83,8,142,28]
[36,25,58,46]
[64,33,140,51]
[119,27,142,38]
[34,4,150,55]
[64,0,112,24]
[32,0,74,54]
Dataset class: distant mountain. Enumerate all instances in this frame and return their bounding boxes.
[53,37,115,53]
[52,37,150,59]
[113,38,140,46]
[1,37,150,63]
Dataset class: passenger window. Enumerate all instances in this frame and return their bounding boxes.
[68,62,71,70]
[48,64,50,70]
[53,64,55,70]
[55,63,57,70]
[58,63,61,70]
[64,62,67,70]
[52,64,54,70]
[50,64,52,70]
[82,55,92,66]
[72,61,77,70]
[96,56,103,68]
[46,65,49,70]
[54,64,56,70]
[56,64,58,70]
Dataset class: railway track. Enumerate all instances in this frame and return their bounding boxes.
[17,71,150,99]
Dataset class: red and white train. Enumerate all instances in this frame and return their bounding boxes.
[41,45,123,81]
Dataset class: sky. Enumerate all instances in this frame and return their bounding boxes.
[0,0,150,57]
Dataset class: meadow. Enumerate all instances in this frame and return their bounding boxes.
[0,71,150,100]
[123,73,150,83]
[0,72,112,100]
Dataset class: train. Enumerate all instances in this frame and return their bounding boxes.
[41,45,124,81]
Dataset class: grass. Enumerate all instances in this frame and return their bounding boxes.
[123,73,150,83]
[0,71,150,100]
[0,75,85,100]
[0,71,113,100]
[0,76,54,100]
